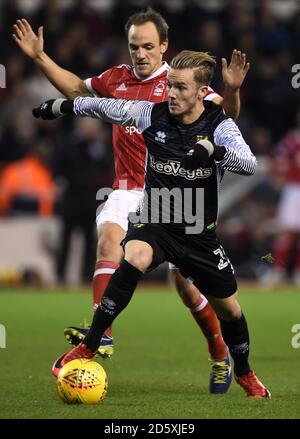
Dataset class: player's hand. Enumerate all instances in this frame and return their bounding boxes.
[222,49,250,91]
[32,99,60,120]
[32,98,72,119]
[12,19,44,59]
[181,140,214,170]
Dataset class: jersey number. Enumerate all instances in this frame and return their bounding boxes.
[213,246,234,272]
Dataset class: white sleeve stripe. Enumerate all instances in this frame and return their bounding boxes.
[84,78,100,97]
[204,92,221,101]
[214,119,257,175]
[73,96,154,132]
[220,149,257,175]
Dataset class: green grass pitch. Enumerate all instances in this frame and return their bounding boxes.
[0,286,299,419]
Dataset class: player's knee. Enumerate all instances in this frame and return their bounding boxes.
[97,235,123,263]
[228,309,242,320]
[170,269,181,288]
[219,307,242,321]
[126,251,152,272]
[171,270,198,305]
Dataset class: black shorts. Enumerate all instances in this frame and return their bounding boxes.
[123,223,237,299]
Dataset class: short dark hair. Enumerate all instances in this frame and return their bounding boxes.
[170,50,216,85]
[125,7,169,44]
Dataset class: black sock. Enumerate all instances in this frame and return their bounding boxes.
[219,313,251,377]
[84,260,143,352]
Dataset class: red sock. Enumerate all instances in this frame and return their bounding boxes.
[190,295,227,361]
[93,261,119,338]
[294,239,300,271]
[272,234,294,270]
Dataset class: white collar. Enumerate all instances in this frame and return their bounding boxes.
[133,61,169,81]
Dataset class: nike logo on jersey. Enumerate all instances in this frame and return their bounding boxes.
[116,83,127,91]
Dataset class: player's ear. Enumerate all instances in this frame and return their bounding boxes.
[160,40,168,54]
[198,85,208,99]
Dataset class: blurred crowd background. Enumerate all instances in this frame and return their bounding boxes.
[0,0,300,286]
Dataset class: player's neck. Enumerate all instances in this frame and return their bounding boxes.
[133,61,165,81]
[175,102,205,125]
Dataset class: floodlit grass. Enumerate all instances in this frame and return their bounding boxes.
[0,286,299,419]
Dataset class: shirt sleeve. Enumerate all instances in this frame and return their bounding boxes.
[213,118,257,175]
[84,69,114,97]
[73,96,155,132]
[204,86,221,102]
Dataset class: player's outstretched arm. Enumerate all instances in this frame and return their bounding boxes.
[32,96,155,133]
[213,49,250,119]
[32,99,72,120]
[12,19,90,99]
[181,128,256,176]
[213,118,256,175]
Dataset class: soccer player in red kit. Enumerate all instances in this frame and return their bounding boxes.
[263,121,300,286]
[13,7,249,393]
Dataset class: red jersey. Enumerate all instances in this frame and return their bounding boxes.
[85,62,220,189]
[272,129,300,184]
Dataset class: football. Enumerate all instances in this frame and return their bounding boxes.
[56,359,108,404]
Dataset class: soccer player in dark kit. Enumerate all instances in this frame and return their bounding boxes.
[14,8,250,395]
[33,50,270,398]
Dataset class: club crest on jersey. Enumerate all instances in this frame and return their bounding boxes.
[153,80,165,97]
[116,83,127,91]
[196,135,209,142]
[155,131,166,143]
